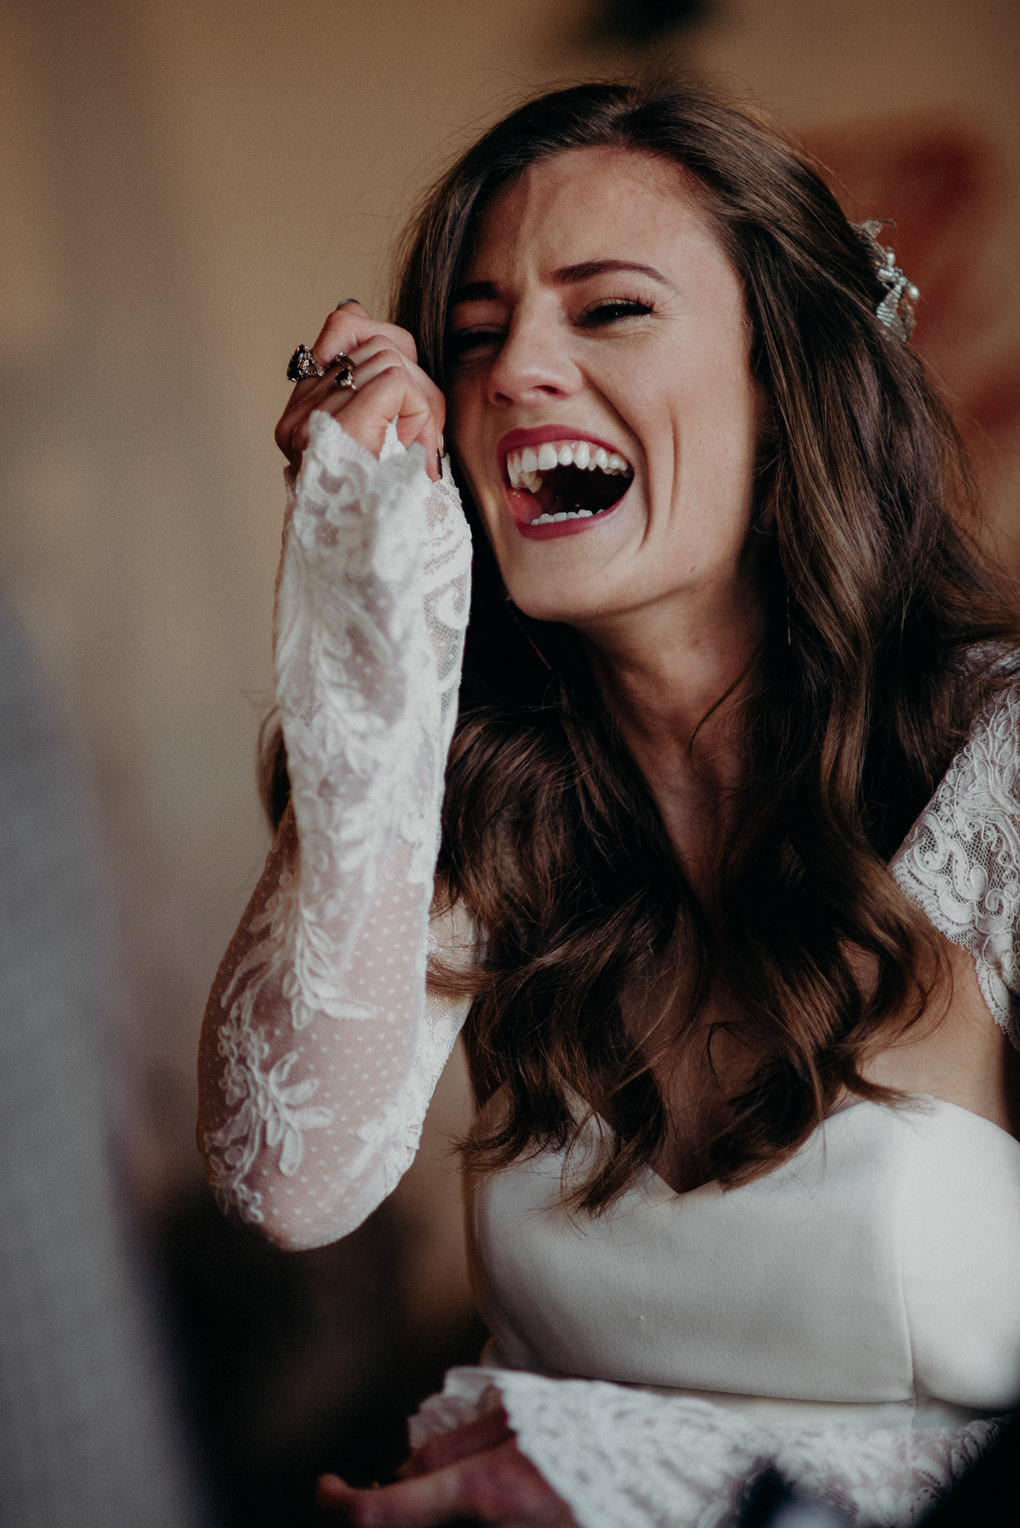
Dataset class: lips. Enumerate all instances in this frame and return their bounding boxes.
[497,427,634,535]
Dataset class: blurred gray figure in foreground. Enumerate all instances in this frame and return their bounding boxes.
[0,602,209,1528]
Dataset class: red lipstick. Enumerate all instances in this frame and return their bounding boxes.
[497,426,633,540]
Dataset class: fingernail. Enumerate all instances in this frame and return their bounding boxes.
[335,298,358,309]
[438,433,446,454]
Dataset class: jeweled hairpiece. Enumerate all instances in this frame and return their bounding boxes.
[852,219,920,341]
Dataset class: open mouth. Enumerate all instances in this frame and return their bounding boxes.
[505,439,634,525]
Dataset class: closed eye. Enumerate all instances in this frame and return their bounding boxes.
[579,298,654,327]
[446,298,653,363]
[446,327,505,364]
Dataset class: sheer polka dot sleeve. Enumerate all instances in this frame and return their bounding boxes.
[198,413,474,1248]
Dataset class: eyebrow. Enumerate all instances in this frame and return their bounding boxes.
[449,259,670,307]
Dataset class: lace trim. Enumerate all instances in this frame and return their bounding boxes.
[201,415,472,1231]
[892,683,1020,1049]
[411,1367,1000,1528]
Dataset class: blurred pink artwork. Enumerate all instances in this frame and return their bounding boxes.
[809,118,1020,552]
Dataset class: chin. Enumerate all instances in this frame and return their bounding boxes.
[507,582,605,629]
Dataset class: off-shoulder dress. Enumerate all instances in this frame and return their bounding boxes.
[199,417,1020,1527]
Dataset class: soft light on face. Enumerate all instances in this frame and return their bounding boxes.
[445,147,767,649]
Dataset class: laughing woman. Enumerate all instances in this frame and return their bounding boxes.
[198,83,1020,1526]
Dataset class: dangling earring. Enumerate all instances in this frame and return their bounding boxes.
[504,591,553,671]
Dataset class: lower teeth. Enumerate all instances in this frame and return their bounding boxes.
[529,508,596,525]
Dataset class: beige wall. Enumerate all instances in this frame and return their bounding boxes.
[1,0,1017,1249]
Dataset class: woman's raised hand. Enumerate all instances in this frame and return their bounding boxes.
[275,301,446,480]
[314,1410,577,1527]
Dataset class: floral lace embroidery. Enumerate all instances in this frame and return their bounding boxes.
[411,1367,1000,1528]
[891,683,1020,1049]
[201,415,472,1237]
[202,960,335,1225]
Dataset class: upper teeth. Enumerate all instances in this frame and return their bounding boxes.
[506,439,631,493]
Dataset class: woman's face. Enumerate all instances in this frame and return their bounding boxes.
[445,147,767,645]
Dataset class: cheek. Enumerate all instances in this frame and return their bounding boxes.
[475,500,504,554]
[446,436,504,557]
[445,390,488,502]
[445,377,482,459]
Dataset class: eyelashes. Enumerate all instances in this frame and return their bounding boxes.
[578,298,654,326]
[446,296,654,365]
[445,327,503,362]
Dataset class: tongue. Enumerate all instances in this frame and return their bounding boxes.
[533,464,631,518]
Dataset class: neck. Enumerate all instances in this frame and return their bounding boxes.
[579,590,766,865]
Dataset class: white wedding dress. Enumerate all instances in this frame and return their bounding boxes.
[199,415,1020,1526]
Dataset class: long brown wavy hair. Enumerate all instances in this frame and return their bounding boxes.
[271,81,1020,1210]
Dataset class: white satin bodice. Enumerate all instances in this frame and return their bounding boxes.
[468,1096,1020,1428]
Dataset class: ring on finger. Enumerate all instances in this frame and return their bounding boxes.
[330,352,358,391]
[286,344,325,383]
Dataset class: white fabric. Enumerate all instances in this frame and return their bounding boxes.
[199,414,473,1243]
[409,1369,998,1528]
[199,419,1020,1526]
[891,685,1020,1049]
[469,1099,1020,1419]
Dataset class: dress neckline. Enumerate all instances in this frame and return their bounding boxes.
[637,1093,1020,1201]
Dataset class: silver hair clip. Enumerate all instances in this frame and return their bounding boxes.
[853,220,920,341]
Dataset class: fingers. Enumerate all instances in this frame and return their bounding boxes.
[309,300,419,370]
[315,1442,575,1527]
[343,337,445,447]
[275,302,445,479]
[398,1408,513,1479]
[315,1467,468,1526]
[278,361,441,476]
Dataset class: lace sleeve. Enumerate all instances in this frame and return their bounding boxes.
[891,682,1020,1049]
[197,412,474,1248]
[410,1367,999,1528]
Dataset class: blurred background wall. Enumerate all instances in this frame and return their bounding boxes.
[1,0,1018,1520]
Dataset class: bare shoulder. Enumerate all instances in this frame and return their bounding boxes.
[863,934,1020,1138]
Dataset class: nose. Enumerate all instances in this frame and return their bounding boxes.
[486,310,579,407]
